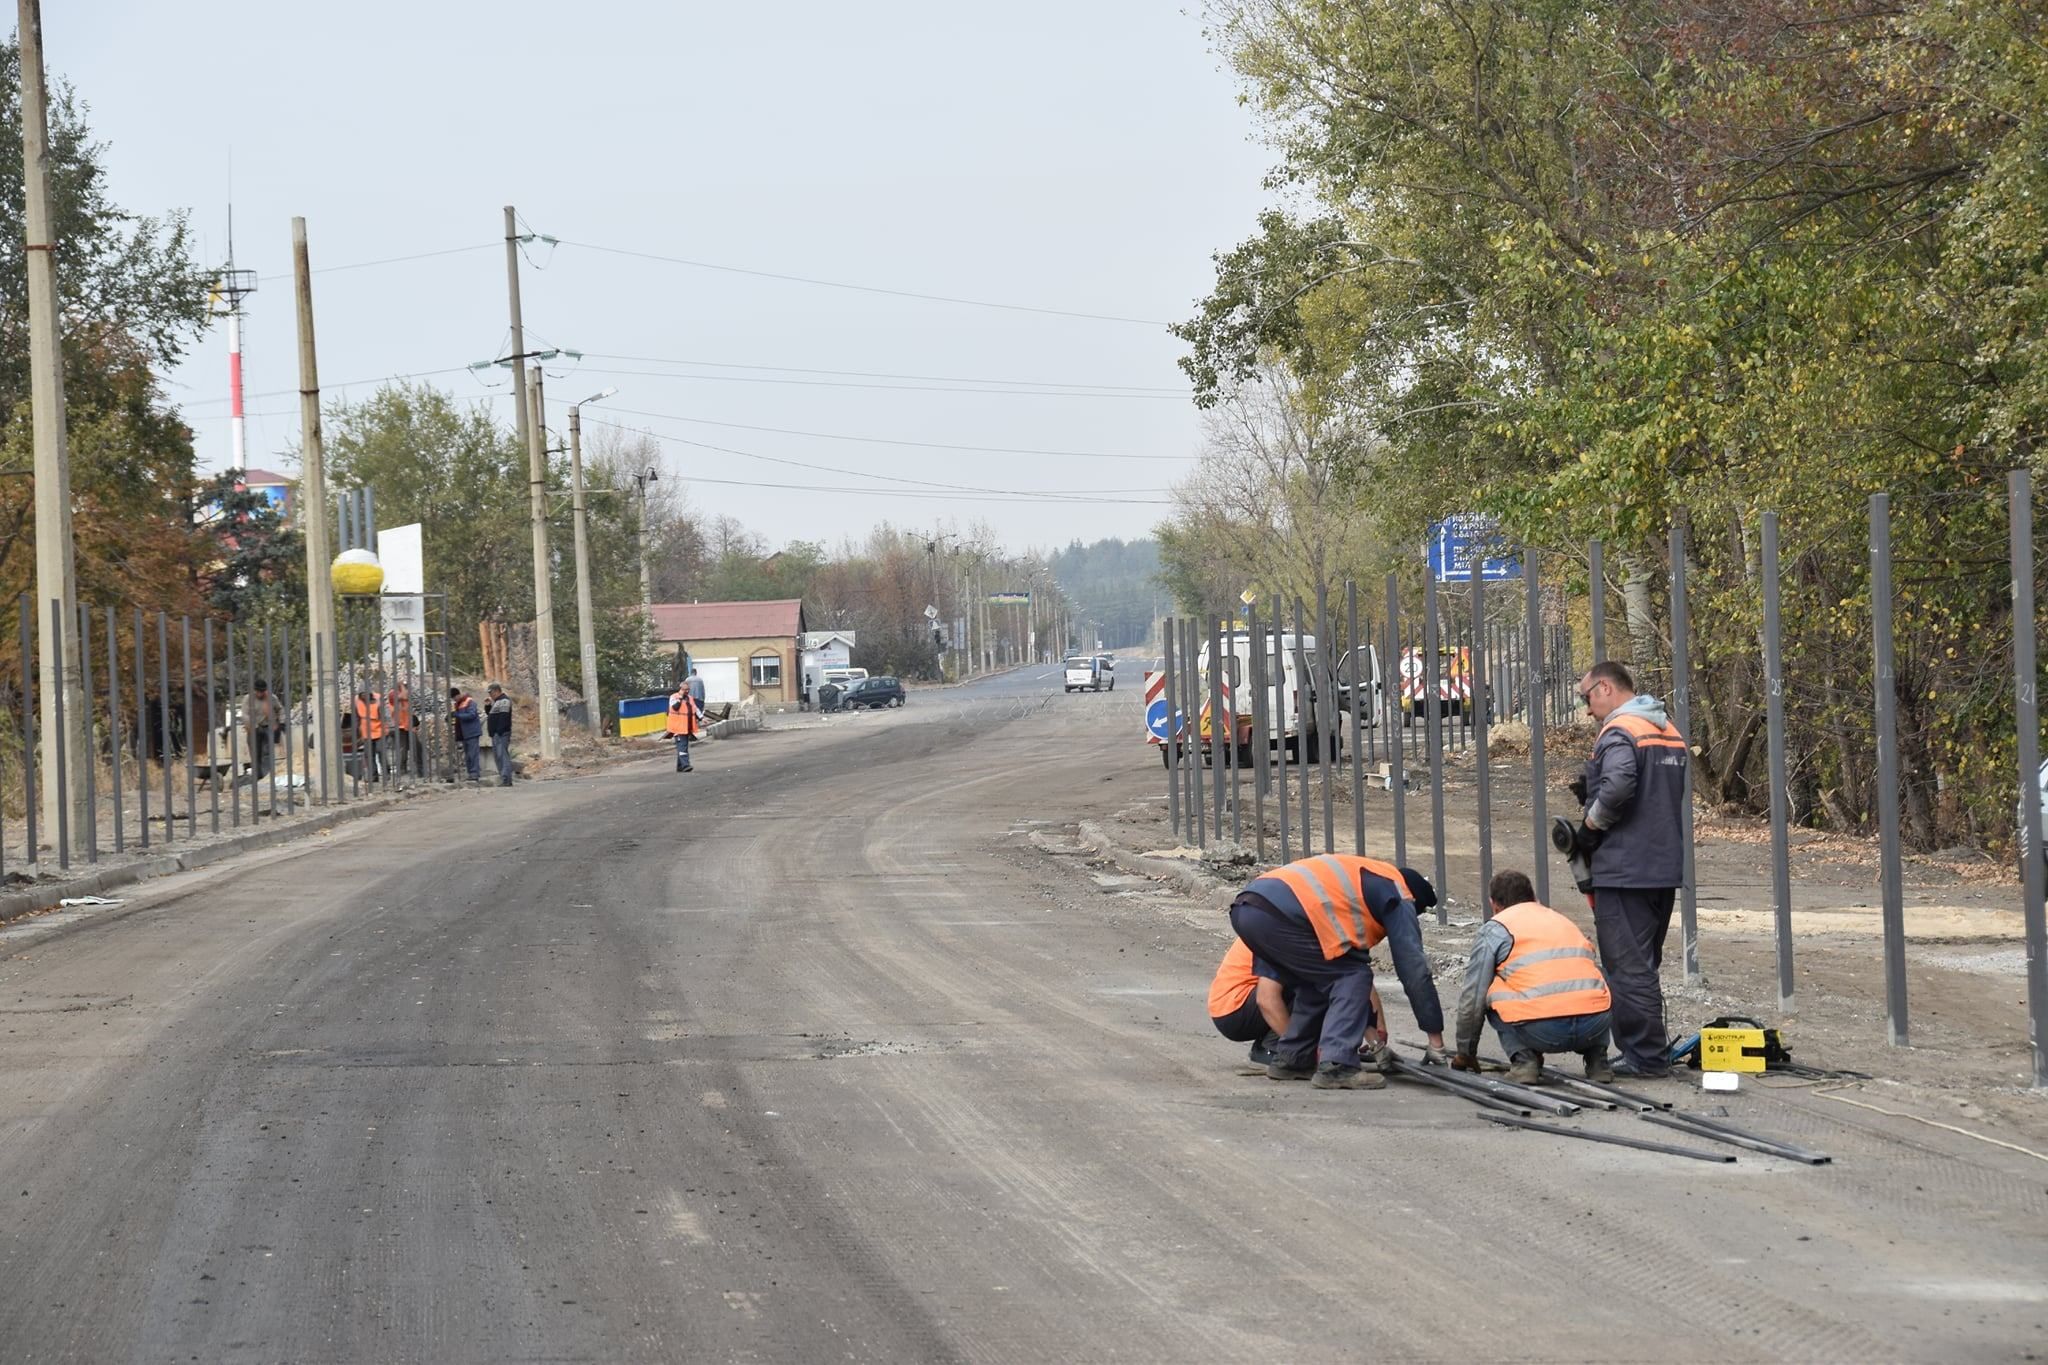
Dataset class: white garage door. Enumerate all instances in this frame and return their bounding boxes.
[696,657,741,705]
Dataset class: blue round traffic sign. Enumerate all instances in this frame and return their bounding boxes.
[1146,698,1170,740]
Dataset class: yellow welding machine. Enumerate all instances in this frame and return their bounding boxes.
[1699,1025,1769,1074]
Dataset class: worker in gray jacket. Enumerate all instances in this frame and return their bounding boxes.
[1571,660,1688,1078]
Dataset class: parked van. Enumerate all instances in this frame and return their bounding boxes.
[1183,630,1378,765]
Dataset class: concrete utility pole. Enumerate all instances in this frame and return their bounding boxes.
[567,388,617,738]
[632,466,656,611]
[504,206,530,458]
[525,370,561,761]
[293,218,339,797]
[18,0,86,856]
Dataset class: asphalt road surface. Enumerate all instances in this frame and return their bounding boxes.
[3,665,2043,1362]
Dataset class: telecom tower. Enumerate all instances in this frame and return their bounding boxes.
[210,209,258,470]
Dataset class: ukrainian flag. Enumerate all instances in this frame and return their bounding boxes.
[618,694,670,739]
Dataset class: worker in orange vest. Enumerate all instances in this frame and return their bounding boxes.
[1208,936,1385,1074]
[353,689,390,782]
[1451,869,1615,1084]
[388,680,417,776]
[667,681,703,772]
[1226,853,1447,1090]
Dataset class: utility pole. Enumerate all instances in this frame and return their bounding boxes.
[504,206,530,458]
[567,391,615,738]
[525,370,560,760]
[634,466,656,610]
[19,0,85,856]
[293,217,339,797]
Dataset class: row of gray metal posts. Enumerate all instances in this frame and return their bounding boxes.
[1159,485,2048,1084]
[4,596,454,873]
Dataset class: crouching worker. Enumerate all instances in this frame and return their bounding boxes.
[1227,854,1448,1091]
[1452,870,1615,1085]
[1208,937,1386,1075]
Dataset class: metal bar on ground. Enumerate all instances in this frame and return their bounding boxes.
[1424,571,1447,915]
[106,607,122,854]
[1870,493,1907,1045]
[1480,1111,1733,1162]
[1670,516,1700,983]
[1209,615,1225,843]
[1171,618,1187,834]
[1292,599,1312,857]
[1549,1074,1671,1110]
[1525,551,1549,905]
[1762,510,1795,1013]
[1384,577,1405,866]
[2009,470,2048,1089]
[1348,581,1365,854]
[1589,537,1605,663]
[1640,1111,1831,1164]
[1248,600,1266,861]
[49,600,67,869]
[1385,1060,1534,1116]
[1389,1055,1582,1116]
[1273,595,1290,862]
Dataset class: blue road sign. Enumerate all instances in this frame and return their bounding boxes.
[1428,515,1521,583]
[1146,697,1170,740]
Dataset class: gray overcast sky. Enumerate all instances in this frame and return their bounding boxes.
[55,2,1270,555]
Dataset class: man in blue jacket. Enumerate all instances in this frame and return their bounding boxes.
[1572,661,1690,1078]
[449,687,482,784]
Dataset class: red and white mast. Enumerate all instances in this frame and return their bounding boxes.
[213,205,258,471]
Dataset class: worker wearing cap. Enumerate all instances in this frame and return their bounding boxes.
[1209,936,1387,1074]
[1227,854,1449,1090]
[667,681,703,772]
[1452,869,1615,1084]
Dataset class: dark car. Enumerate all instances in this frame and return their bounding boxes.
[842,676,906,710]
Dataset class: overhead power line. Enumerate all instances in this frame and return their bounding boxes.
[579,352,1185,395]
[566,364,1185,400]
[665,470,1172,506]
[555,239,1171,327]
[580,403,1195,462]
[255,243,496,283]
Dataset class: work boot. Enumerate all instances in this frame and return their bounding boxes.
[1359,1039,1396,1073]
[1311,1063,1386,1090]
[1582,1050,1615,1083]
[1265,1057,1316,1083]
[676,757,686,772]
[1611,1058,1671,1080]
[1505,1052,1543,1084]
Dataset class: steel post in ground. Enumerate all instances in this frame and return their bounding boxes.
[156,614,171,840]
[284,627,298,814]
[1248,600,1266,860]
[1209,615,1225,843]
[49,601,67,869]
[1171,618,1187,834]
[17,599,34,866]
[106,608,122,854]
[76,603,94,864]
[204,618,219,835]
[1589,537,1605,664]
[266,619,279,815]
[2010,471,2048,1089]
[129,609,143,847]
[1273,595,1290,861]
[1384,577,1406,866]
[1315,585,1335,852]
[226,625,240,829]
[1480,1112,1733,1162]
[180,617,195,836]
[1292,599,1313,857]
[1670,518,1700,983]
[1870,494,1907,1045]
[1228,616,1242,846]
[1424,572,1447,915]
[1348,581,1365,855]
[1183,618,1204,847]
[1525,552,1549,906]
[1472,556,1494,916]
[1762,511,1795,1012]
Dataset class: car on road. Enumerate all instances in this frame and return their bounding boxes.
[1064,655,1114,692]
[841,676,906,709]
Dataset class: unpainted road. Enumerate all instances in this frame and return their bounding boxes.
[1,665,2043,1362]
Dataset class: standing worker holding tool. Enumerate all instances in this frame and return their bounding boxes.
[1560,661,1689,1079]
[1227,854,1449,1090]
[667,677,703,772]
[1452,870,1614,1083]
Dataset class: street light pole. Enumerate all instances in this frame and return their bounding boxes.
[567,387,617,739]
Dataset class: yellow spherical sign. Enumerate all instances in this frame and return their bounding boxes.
[332,548,385,596]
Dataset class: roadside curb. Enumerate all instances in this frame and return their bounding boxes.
[0,789,422,927]
[1075,820,1233,903]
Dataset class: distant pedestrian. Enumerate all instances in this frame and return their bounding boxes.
[485,683,514,786]
[450,687,482,783]
[244,678,280,779]
[686,667,705,708]
[667,682,703,772]
[1572,660,1689,1078]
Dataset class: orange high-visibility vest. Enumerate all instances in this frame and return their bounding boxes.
[666,689,702,737]
[389,688,413,731]
[1248,854,1413,960]
[355,696,387,740]
[1486,902,1613,1022]
[1207,939,1257,1018]
[1600,711,1687,753]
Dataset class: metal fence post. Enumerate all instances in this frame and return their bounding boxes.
[1316,585,1335,852]
[1186,617,1205,847]
[1424,570,1448,915]
[1292,600,1313,857]
[2008,470,2047,1088]
[1347,581,1365,855]
[106,607,122,854]
[226,624,241,829]
[284,626,298,814]
[1870,494,1908,1046]
[1524,554,1549,905]
[1589,538,1605,666]
[1227,615,1242,846]
[1248,599,1267,861]
[76,602,96,864]
[1209,615,1226,843]
[1163,615,1181,839]
[266,619,279,815]
[49,600,68,870]
[1670,517,1700,984]
[1472,555,1494,918]
[1273,594,1290,862]
[1384,577,1406,867]
[157,612,172,842]
[205,618,220,835]
[131,608,146,848]
[1762,511,1795,1012]
[18,598,34,867]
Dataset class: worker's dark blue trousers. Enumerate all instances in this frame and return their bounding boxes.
[1592,886,1675,1070]
[1229,896,1375,1068]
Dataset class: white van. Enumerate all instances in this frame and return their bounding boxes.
[1064,655,1114,692]
[1192,630,1379,763]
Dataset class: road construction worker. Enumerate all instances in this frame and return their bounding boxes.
[667,682,703,772]
[353,689,390,782]
[1227,854,1448,1090]
[449,687,482,783]
[388,680,418,776]
[1209,937,1385,1074]
[1451,870,1614,1084]
[1572,660,1689,1078]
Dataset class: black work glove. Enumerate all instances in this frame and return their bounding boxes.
[1450,1053,1480,1073]
[1567,774,1589,806]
